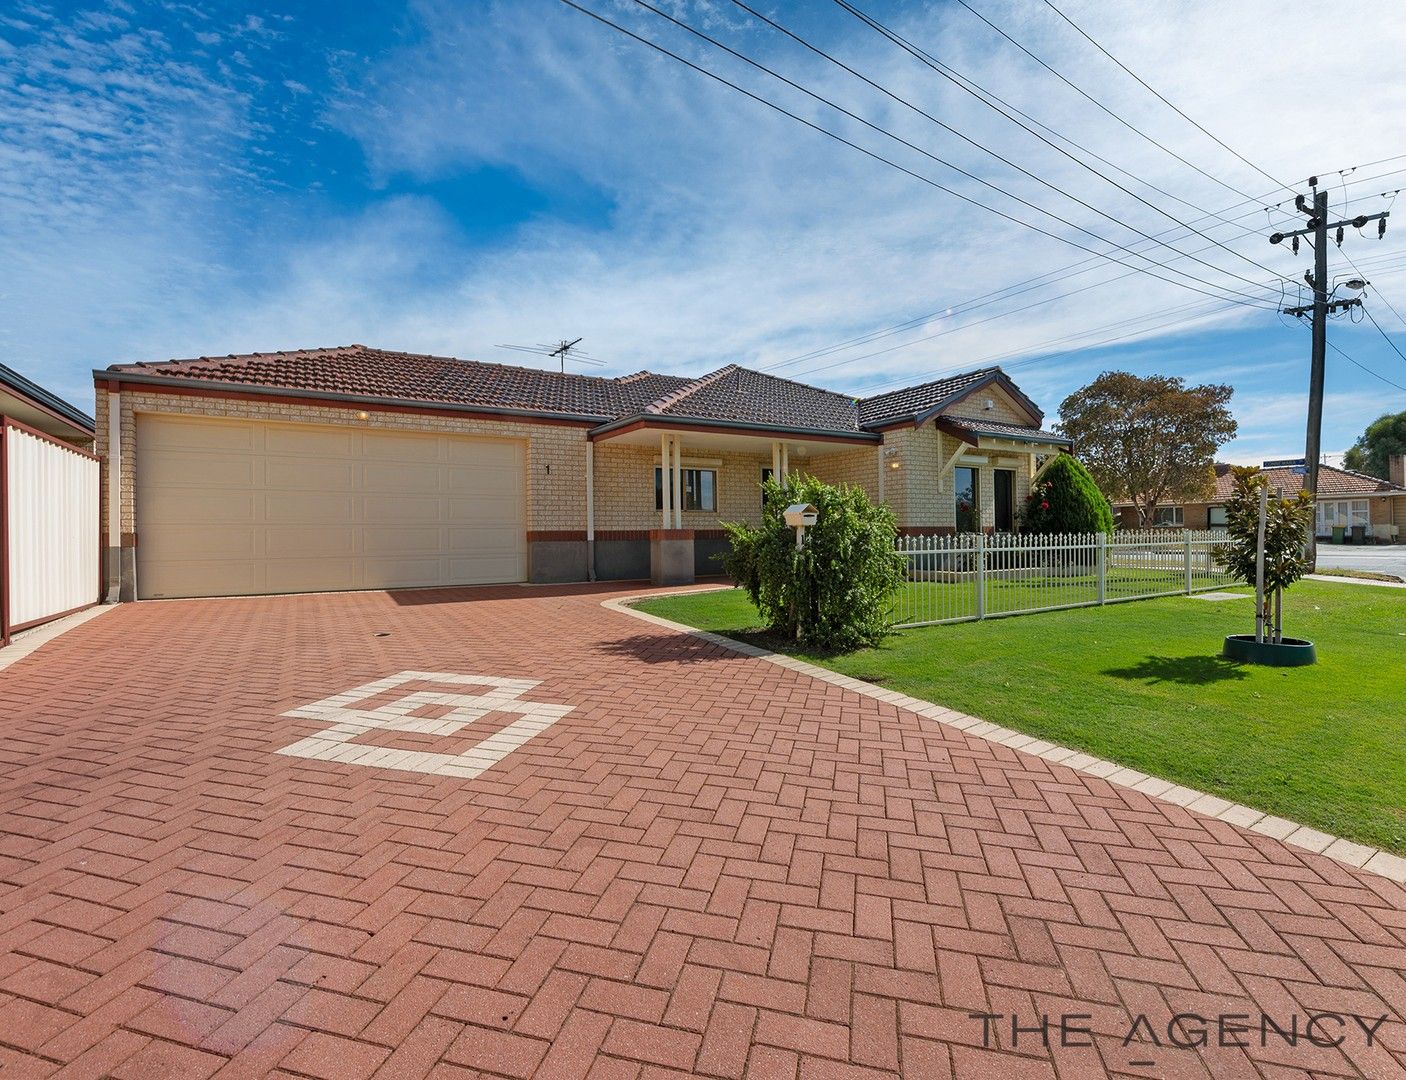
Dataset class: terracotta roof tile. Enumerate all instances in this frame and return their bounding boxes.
[1212,462,1404,500]
[939,416,1070,445]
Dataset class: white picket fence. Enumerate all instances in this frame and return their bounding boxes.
[893,529,1233,628]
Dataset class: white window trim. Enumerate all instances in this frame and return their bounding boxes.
[654,466,718,513]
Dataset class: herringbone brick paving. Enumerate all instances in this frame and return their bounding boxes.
[0,584,1402,1079]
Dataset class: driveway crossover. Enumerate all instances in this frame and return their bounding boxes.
[0,584,1403,1079]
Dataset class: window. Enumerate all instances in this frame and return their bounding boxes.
[1153,505,1184,527]
[994,469,1015,533]
[1207,505,1228,528]
[655,467,717,512]
[760,466,773,508]
[1316,499,1369,533]
[954,467,979,533]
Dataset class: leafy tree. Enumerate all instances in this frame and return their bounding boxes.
[721,474,905,651]
[1343,411,1406,479]
[1021,454,1114,534]
[1214,466,1312,643]
[1057,371,1236,526]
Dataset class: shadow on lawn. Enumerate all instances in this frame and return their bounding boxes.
[1104,654,1248,685]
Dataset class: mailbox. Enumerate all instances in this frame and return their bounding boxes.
[784,503,818,549]
[784,503,818,528]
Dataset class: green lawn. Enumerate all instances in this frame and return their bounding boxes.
[635,581,1406,854]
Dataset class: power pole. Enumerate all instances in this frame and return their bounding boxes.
[1270,181,1389,567]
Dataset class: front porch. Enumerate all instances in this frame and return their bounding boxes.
[587,421,880,585]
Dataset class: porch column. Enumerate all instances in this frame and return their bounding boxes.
[780,443,789,479]
[772,440,781,480]
[661,432,670,531]
[671,434,683,530]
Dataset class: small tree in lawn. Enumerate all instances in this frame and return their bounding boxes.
[1214,466,1313,643]
[1022,454,1114,535]
[721,473,905,651]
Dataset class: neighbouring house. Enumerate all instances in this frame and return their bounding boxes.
[93,346,1069,599]
[1,363,100,644]
[1112,459,1406,541]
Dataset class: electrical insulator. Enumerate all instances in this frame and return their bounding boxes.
[1336,226,1344,245]
[1292,235,1300,255]
[1380,219,1388,239]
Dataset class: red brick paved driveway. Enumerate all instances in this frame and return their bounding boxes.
[2,585,1404,1080]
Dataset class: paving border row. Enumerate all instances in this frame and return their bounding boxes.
[0,605,115,673]
[603,590,1406,886]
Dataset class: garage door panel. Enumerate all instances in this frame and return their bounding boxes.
[265,459,355,492]
[361,463,445,493]
[264,492,356,524]
[264,558,359,593]
[136,415,527,598]
[143,416,256,452]
[140,452,255,489]
[142,492,258,526]
[264,526,357,558]
[363,526,443,556]
[444,438,518,467]
[263,427,356,456]
[141,525,259,561]
[447,495,522,522]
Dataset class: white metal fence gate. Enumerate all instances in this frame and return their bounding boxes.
[893,530,1233,628]
[2,418,100,644]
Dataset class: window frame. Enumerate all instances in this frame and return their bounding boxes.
[1207,505,1228,528]
[655,466,718,513]
[954,466,980,533]
[760,466,774,508]
[1153,505,1184,527]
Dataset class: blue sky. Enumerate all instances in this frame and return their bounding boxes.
[5,0,1406,463]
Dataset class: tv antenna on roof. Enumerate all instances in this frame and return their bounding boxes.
[494,337,603,372]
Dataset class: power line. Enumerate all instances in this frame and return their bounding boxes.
[766,164,1406,372]
[953,0,1257,210]
[730,0,1262,246]
[627,0,1281,309]
[832,0,1294,287]
[559,0,1281,315]
[1360,303,1406,366]
[1040,0,1295,198]
[1327,339,1406,394]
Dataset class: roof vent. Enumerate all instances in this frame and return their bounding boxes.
[982,398,996,411]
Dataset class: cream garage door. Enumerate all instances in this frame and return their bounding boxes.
[136,414,527,598]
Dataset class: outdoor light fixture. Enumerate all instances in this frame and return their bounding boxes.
[1344,278,1367,291]
[355,410,370,421]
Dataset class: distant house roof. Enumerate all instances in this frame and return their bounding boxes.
[101,345,1052,442]
[1211,462,1405,500]
[1,362,95,440]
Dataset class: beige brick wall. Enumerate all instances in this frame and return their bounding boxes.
[592,442,772,531]
[942,383,1039,426]
[890,424,1036,532]
[804,444,880,502]
[94,388,590,538]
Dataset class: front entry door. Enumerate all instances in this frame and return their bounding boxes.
[994,469,1015,533]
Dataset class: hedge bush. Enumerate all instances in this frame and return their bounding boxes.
[1021,454,1114,534]
[721,474,905,650]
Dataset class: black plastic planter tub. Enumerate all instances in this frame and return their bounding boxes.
[1222,634,1317,667]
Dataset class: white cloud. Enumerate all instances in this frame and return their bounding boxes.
[5,0,1406,465]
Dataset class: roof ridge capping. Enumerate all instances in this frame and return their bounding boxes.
[643,364,740,414]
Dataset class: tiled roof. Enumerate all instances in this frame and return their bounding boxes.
[106,345,694,420]
[939,416,1070,446]
[857,367,1036,427]
[643,365,862,432]
[1212,462,1404,500]
[105,345,1053,440]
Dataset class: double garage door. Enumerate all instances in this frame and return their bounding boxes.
[136,415,526,599]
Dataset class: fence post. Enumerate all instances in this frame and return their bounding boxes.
[1096,532,1106,605]
[975,532,986,619]
[1184,532,1193,594]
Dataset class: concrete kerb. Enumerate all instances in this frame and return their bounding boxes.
[603,589,1406,887]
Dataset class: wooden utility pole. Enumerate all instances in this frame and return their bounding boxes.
[1270,182,1389,567]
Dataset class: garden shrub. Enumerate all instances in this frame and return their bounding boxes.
[1214,466,1312,642]
[721,474,905,650]
[1022,454,1114,534]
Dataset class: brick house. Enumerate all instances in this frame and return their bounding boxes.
[1112,460,1406,540]
[94,346,1069,599]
